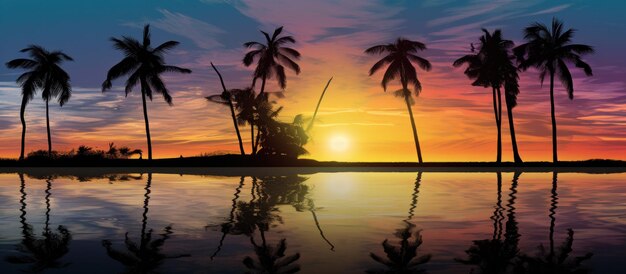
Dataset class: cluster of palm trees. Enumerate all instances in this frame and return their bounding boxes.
[6,17,593,163]
[366,17,593,163]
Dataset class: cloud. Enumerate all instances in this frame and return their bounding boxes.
[124,9,224,49]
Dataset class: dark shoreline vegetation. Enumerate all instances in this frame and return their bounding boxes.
[0,154,625,171]
[4,18,600,164]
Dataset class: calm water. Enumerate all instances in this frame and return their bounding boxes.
[0,169,625,273]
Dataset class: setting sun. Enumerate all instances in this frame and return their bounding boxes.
[328,134,350,153]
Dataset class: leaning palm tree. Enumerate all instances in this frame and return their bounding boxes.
[243,26,300,155]
[6,45,73,159]
[453,29,522,163]
[514,18,594,163]
[102,24,192,160]
[206,63,246,155]
[365,38,432,163]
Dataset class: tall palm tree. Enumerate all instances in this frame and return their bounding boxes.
[514,18,594,163]
[453,29,522,163]
[102,24,192,160]
[365,38,432,163]
[243,26,301,155]
[6,45,73,159]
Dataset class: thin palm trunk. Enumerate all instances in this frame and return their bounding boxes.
[404,95,423,163]
[19,96,27,160]
[306,77,333,132]
[251,125,255,156]
[503,88,523,163]
[400,66,423,163]
[140,78,153,160]
[252,77,267,155]
[141,173,153,248]
[549,172,558,255]
[549,71,558,163]
[45,99,52,158]
[491,87,502,163]
[211,63,245,155]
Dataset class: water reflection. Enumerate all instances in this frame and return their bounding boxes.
[514,172,593,274]
[368,173,432,274]
[456,172,520,273]
[0,170,621,273]
[101,173,190,273]
[5,174,72,273]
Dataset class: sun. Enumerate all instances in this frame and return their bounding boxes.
[328,134,350,152]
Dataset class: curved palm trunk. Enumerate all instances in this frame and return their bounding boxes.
[404,96,423,163]
[211,63,245,155]
[140,78,153,160]
[491,87,502,163]
[45,99,52,158]
[306,77,334,132]
[549,71,558,163]
[19,96,27,160]
[503,88,523,163]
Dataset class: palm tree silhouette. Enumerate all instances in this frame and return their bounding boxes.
[368,173,431,274]
[6,174,72,272]
[455,172,521,273]
[243,238,301,274]
[365,38,432,163]
[513,172,592,273]
[514,18,594,163]
[243,26,301,155]
[102,24,192,160]
[207,62,246,155]
[101,173,190,273]
[453,29,522,163]
[6,45,73,159]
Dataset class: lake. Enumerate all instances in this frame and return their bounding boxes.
[0,168,624,273]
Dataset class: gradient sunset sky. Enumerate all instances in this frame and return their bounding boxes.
[0,0,624,162]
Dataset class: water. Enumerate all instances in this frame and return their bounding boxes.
[0,169,624,273]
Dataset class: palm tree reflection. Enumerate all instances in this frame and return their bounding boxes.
[456,172,521,273]
[101,173,189,273]
[368,172,431,274]
[5,174,72,272]
[514,172,592,274]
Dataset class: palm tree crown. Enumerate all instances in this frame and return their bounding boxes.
[243,26,301,91]
[514,18,593,99]
[102,25,191,104]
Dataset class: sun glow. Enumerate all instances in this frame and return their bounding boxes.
[328,134,350,153]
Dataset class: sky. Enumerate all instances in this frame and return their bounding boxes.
[0,0,625,162]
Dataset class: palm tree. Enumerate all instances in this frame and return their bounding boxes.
[207,63,245,155]
[365,38,432,163]
[514,18,594,163]
[453,29,522,163]
[102,24,192,160]
[6,45,73,159]
[243,26,301,155]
